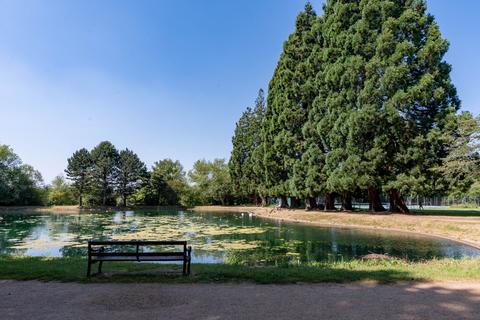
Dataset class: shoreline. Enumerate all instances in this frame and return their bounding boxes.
[0,205,186,214]
[192,206,480,250]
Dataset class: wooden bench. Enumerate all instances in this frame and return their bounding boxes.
[87,240,192,277]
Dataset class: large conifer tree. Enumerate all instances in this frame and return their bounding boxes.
[235,0,459,213]
[263,3,317,207]
[352,0,459,212]
[229,89,266,204]
[90,141,119,206]
[65,148,92,207]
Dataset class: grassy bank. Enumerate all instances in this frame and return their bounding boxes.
[1,255,480,284]
[193,206,480,248]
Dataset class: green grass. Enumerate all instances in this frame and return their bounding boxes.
[412,208,480,217]
[1,255,479,284]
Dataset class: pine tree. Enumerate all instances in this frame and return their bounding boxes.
[249,89,267,205]
[229,106,253,201]
[263,3,317,207]
[65,148,92,207]
[117,149,147,206]
[90,141,119,206]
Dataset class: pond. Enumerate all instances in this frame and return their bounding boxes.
[0,210,478,265]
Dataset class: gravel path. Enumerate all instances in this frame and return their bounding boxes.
[1,280,480,319]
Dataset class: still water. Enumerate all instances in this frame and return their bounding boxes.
[0,210,478,264]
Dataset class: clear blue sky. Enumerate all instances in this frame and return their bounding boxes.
[0,0,479,183]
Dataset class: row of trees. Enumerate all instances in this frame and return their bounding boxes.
[0,141,234,208]
[65,141,233,207]
[229,1,477,212]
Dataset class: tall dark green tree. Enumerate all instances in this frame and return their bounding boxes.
[263,3,317,207]
[317,0,387,211]
[117,149,147,206]
[352,0,459,212]
[229,89,266,205]
[65,148,92,207]
[250,89,267,205]
[289,11,331,210]
[229,106,253,201]
[90,141,119,206]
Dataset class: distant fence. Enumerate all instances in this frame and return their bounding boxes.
[271,195,480,210]
[353,196,480,210]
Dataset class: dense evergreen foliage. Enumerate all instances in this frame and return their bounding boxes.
[263,4,317,208]
[65,148,92,207]
[230,1,466,212]
[229,89,266,205]
[117,149,147,206]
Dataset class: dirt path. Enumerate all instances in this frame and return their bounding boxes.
[1,280,480,320]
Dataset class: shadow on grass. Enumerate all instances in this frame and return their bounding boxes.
[412,209,480,217]
[0,255,423,284]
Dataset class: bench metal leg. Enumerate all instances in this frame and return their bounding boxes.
[87,260,91,277]
[182,260,187,276]
[98,261,103,274]
[187,259,191,275]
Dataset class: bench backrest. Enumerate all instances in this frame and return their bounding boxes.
[88,240,189,254]
[89,240,187,246]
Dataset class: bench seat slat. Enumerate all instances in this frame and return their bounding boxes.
[89,240,187,246]
[91,252,186,257]
[93,255,185,261]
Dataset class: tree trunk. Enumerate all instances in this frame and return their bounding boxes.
[253,193,258,206]
[123,194,127,207]
[305,197,317,211]
[260,195,267,207]
[278,196,288,208]
[291,197,301,208]
[102,174,108,206]
[341,192,353,211]
[325,193,336,211]
[79,194,83,208]
[368,187,385,212]
[388,189,409,213]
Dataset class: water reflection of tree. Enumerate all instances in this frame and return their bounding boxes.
[215,216,450,264]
